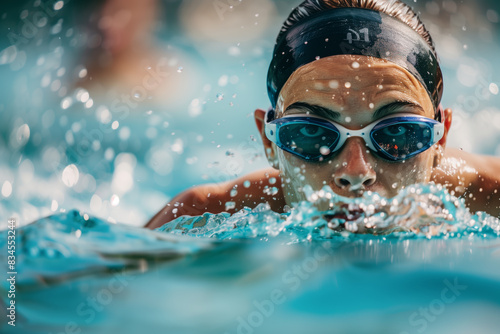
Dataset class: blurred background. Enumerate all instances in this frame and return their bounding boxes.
[0,0,499,227]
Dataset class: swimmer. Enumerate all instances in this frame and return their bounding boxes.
[146,0,500,229]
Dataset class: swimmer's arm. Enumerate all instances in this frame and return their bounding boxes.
[432,148,500,217]
[145,168,284,229]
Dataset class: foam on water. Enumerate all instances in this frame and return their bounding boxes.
[2,183,499,288]
[2,184,500,334]
[4,185,500,272]
[0,210,221,285]
[157,184,500,242]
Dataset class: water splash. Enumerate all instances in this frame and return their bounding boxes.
[2,184,499,286]
[0,210,218,284]
[157,184,500,243]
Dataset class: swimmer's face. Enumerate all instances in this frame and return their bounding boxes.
[256,55,450,205]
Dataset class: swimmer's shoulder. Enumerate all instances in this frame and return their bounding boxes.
[207,168,285,214]
[434,148,500,216]
[145,168,285,229]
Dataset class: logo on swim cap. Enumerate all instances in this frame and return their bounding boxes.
[345,28,370,44]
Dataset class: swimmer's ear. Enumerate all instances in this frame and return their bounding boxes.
[438,108,452,147]
[254,108,279,169]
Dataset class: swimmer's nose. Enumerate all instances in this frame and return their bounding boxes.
[331,138,376,194]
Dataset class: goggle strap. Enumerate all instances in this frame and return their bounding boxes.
[266,107,275,123]
[436,104,444,122]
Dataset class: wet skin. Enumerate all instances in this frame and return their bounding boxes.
[146,56,500,229]
[260,55,449,206]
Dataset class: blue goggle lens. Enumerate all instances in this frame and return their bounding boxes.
[278,123,340,159]
[371,122,433,160]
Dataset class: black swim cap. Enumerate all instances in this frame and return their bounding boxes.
[267,7,443,112]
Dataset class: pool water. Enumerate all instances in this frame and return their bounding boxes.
[2,184,500,334]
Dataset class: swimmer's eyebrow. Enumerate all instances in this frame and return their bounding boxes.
[373,101,425,119]
[284,102,341,120]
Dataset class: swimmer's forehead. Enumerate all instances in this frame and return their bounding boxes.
[278,55,434,120]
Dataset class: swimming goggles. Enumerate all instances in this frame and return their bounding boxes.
[265,109,444,161]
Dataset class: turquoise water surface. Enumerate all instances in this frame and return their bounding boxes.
[2,184,500,333]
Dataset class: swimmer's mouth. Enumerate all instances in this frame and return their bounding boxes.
[323,205,364,223]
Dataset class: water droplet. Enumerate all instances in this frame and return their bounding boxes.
[269,177,276,185]
[104,148,115,161]
[171,138,184,154]
[225,201,236,210]
[351,61,360,69]
[75,88,89,103]
[320,146,331,156]
[1,181,12,197]
[329,80,339,89]
[230,189,238,197]
[344,82,351,88]
[177,66,183,73]
[61,97,72,109]
[54,1,64,10]
[315,56,320,60]
[51,200,58,211]
[216,93,224,101]
[62,164,79,187]
[392,183,398,189]
[218,75,228,87]
[188,98,203,117]
[119,127,130,141]
[345,116,351,123]
[243,180,251,188]
[16,124,30,146]
[489,83,499,95]
[369,103,375,109]
[228,46,240,56]
[78,67,87,78]
[110,194,120,206]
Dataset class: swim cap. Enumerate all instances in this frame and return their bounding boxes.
[267,8,443,112]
